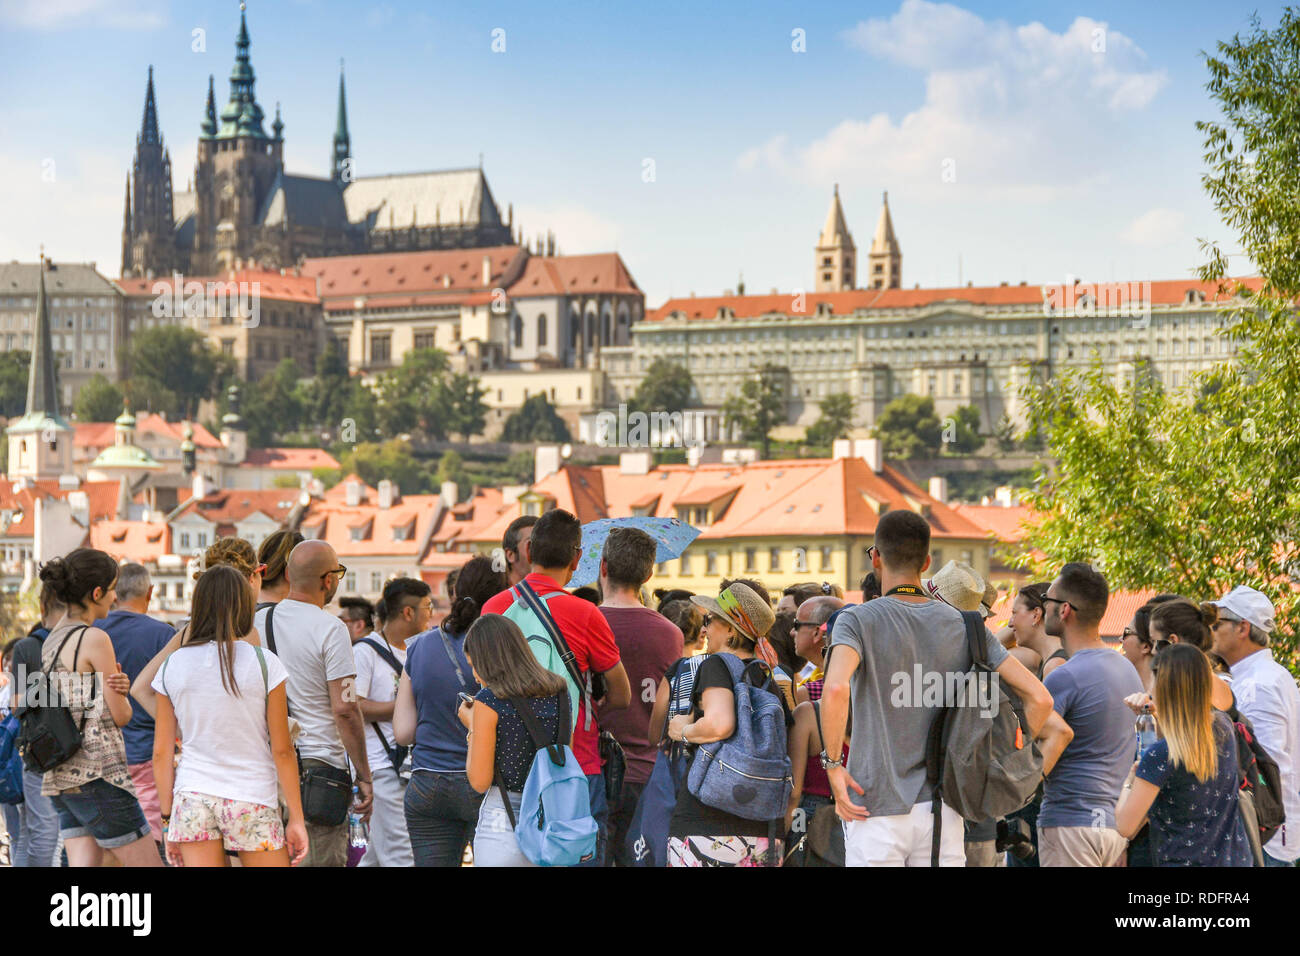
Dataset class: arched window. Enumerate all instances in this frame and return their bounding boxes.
[513,314,523,348]
[586,313,596,347]
[570,309,581,348]
[537,314,547,347]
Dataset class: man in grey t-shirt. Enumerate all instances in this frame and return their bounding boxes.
[823,510,1064,866]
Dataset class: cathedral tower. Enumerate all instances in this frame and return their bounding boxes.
[332,62,351,187]
[121,67,177,278]
[815,184,855,292]
[867,191,902,290]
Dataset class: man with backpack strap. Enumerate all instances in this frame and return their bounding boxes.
[1209,586,1299,866]
[821,510,1065,866]
[482,508,631,866]
[353,577,432,867]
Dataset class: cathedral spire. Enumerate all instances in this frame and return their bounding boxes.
[870,190,899,254]
[814,184,856,292]
[332,59,351,186]
[200,74,217,139]
[818,183,853,250]
[219,1,267,140]
[140,65,160,146]
[867,191,902,289]
[25,253,67,428]
[121,174,132,275]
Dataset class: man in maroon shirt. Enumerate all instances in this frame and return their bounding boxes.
[596,527,684,866]
[481,508,631,865]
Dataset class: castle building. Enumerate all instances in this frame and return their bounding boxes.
[121,6,514,279]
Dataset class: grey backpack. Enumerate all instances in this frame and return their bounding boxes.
[924,609,1042,865]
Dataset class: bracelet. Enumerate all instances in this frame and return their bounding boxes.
[681,724,691,745]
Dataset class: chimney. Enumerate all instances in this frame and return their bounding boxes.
[619,451,652,475]
[995,486,1017,508]
[831,438,851,460]
[534,445,562,484]
[345,480,362,507]
[58,474,81,490]
[929,476,948,503]
[191,471,211,501]
[440,480,458,508]
[857,438,883,472]
[377,479,394,509]
[67,491,90,527]
[482,254,492,286]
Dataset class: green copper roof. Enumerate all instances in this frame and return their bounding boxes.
[216,8,269,140]
[5,257,70,436]
[199,75,217,139]
[91,443,162,471]
[115,407,136,428]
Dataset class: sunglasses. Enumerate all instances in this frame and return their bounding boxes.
[1041,595,1071,610]
[321,565,347,582]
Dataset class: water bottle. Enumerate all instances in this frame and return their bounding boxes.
[348,786,368,849]
[1135,710,1157,759]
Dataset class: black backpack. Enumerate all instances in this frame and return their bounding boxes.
[19,625,95,774]
[1228,704,1286,843]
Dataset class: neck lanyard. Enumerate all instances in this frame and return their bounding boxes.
[438,629,470,691]
[885,584,925,597]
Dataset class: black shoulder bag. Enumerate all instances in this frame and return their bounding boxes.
[265,605,353,827]
[356,637,411,779]
[20,625,95,774]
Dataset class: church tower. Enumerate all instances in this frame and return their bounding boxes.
[332,62,351,186]
[867,191,902,290]
[121,67,177,278]
[192,3,284,274]
[5,254,72,479]
[814,184,855,292]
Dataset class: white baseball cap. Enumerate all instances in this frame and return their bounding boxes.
[1210,585,1276,635]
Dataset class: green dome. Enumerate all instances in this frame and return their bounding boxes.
[91,443,163,471]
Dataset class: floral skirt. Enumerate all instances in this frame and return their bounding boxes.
[666,835,782,867]
[170,790,284,852]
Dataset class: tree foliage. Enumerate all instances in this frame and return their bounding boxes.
[501,393,571,443]
[805,392,855,447]
[73,374,124,422]
[722,363,787,459]
[941,405,984,455]
[340,440,425,491]
[871,393,942,459]
[0,350,28,418]
[123,325,229,420]
[631,360,695,415]
[1019,10,1300,666]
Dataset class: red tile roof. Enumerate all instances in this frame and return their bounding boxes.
[302,246,525,306]
[0,479,124,538]
[244,447,341,470]
[173,489,302,533]
[303,493,443,559]
[646,277,1265,321]
[952,504,1040,544]
[425,488,509,559]
[506,254,640,297]
[74,415,222,451]
[115,269,319,303]
[88,520,171,564]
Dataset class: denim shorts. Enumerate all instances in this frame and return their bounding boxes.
[50,779,152,850]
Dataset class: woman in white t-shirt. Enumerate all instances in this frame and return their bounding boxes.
[151,565,307,866]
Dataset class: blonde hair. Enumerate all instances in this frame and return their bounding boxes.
[1154,643,1218,783]
[194,537,257,581]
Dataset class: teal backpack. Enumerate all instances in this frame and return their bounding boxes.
[499,582,591,736]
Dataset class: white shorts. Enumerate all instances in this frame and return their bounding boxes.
[843,799,966,867]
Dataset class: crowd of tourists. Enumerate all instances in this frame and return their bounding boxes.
[1,506,1297,868]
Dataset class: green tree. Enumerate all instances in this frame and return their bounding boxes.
[435,450,469,500]
[1019,9,1300,665]
[994,414,1019,453]
[0,350,28,418]
[442,373,488,441]
[501,394,572,443]
[341,440,425,491]
[871,393,943,459]
[72,374,124,422]
[239,359,307,446]
[630,360,695,414]
[941,405,984,455]
[305,338,353,430]
[375,348,451,438]
[123,326,226,419]
[721,364,787,459]
[805,392,855,447]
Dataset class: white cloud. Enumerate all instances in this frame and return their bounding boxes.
[1120,207,1186,246]
[511,203,621,255]
[0,0,165,30]
[741,0,1168,200]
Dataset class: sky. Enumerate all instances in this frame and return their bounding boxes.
[0,0,1286,307]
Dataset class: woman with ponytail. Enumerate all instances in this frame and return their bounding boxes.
[150,565,307,866]
[393,555,506,865]
[1116,644,1251,866]
[37,549,161,867]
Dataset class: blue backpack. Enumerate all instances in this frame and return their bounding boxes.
[686,653,792,822]
[496,694,598,867]
[0,712,26,805]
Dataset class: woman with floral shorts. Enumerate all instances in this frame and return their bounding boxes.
[151,564,308,866]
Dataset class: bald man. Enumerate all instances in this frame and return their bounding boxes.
[793,595,846,705]
[255,540,373,867]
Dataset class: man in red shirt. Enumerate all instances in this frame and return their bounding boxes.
[482,508,630,865]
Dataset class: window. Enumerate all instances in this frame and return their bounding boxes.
[513,314,523,348]
[960,550,973,565]
[745,547,757,572]
[370,571,383,592]
[820,545,833,571]
[769,546,781,572]
[793,547,808,574]
[371,334,391,364]
[414,331,435,350]
[706,550,718,575]
[179,531,190,550]
[680,550,692,575]
[344,572,357,592]
[537,315,547,347]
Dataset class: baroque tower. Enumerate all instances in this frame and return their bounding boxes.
[815,184,855,292]
[121,67,177,278]
[191,3,284,274]
[867,191,902,290]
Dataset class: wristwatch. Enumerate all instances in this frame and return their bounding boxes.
[819,750,844,770]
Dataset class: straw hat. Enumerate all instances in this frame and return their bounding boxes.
[921,560,984,613]
[691,582,775,643]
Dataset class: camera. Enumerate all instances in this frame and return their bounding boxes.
[996,817,1036,860]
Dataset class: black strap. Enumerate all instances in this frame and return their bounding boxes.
[356,637,410,775]
[659,658,685,745]
[492,693,571,831]
[437,628,471,691]
[263,605,277,654]
[516,581,593,731]
[47,625,95,737]
[885,584,925,597]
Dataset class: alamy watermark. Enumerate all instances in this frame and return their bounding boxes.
[890,665,999,718]
[1042,276,1152,329]
[151,273,261,328]
[593,403,708,451]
